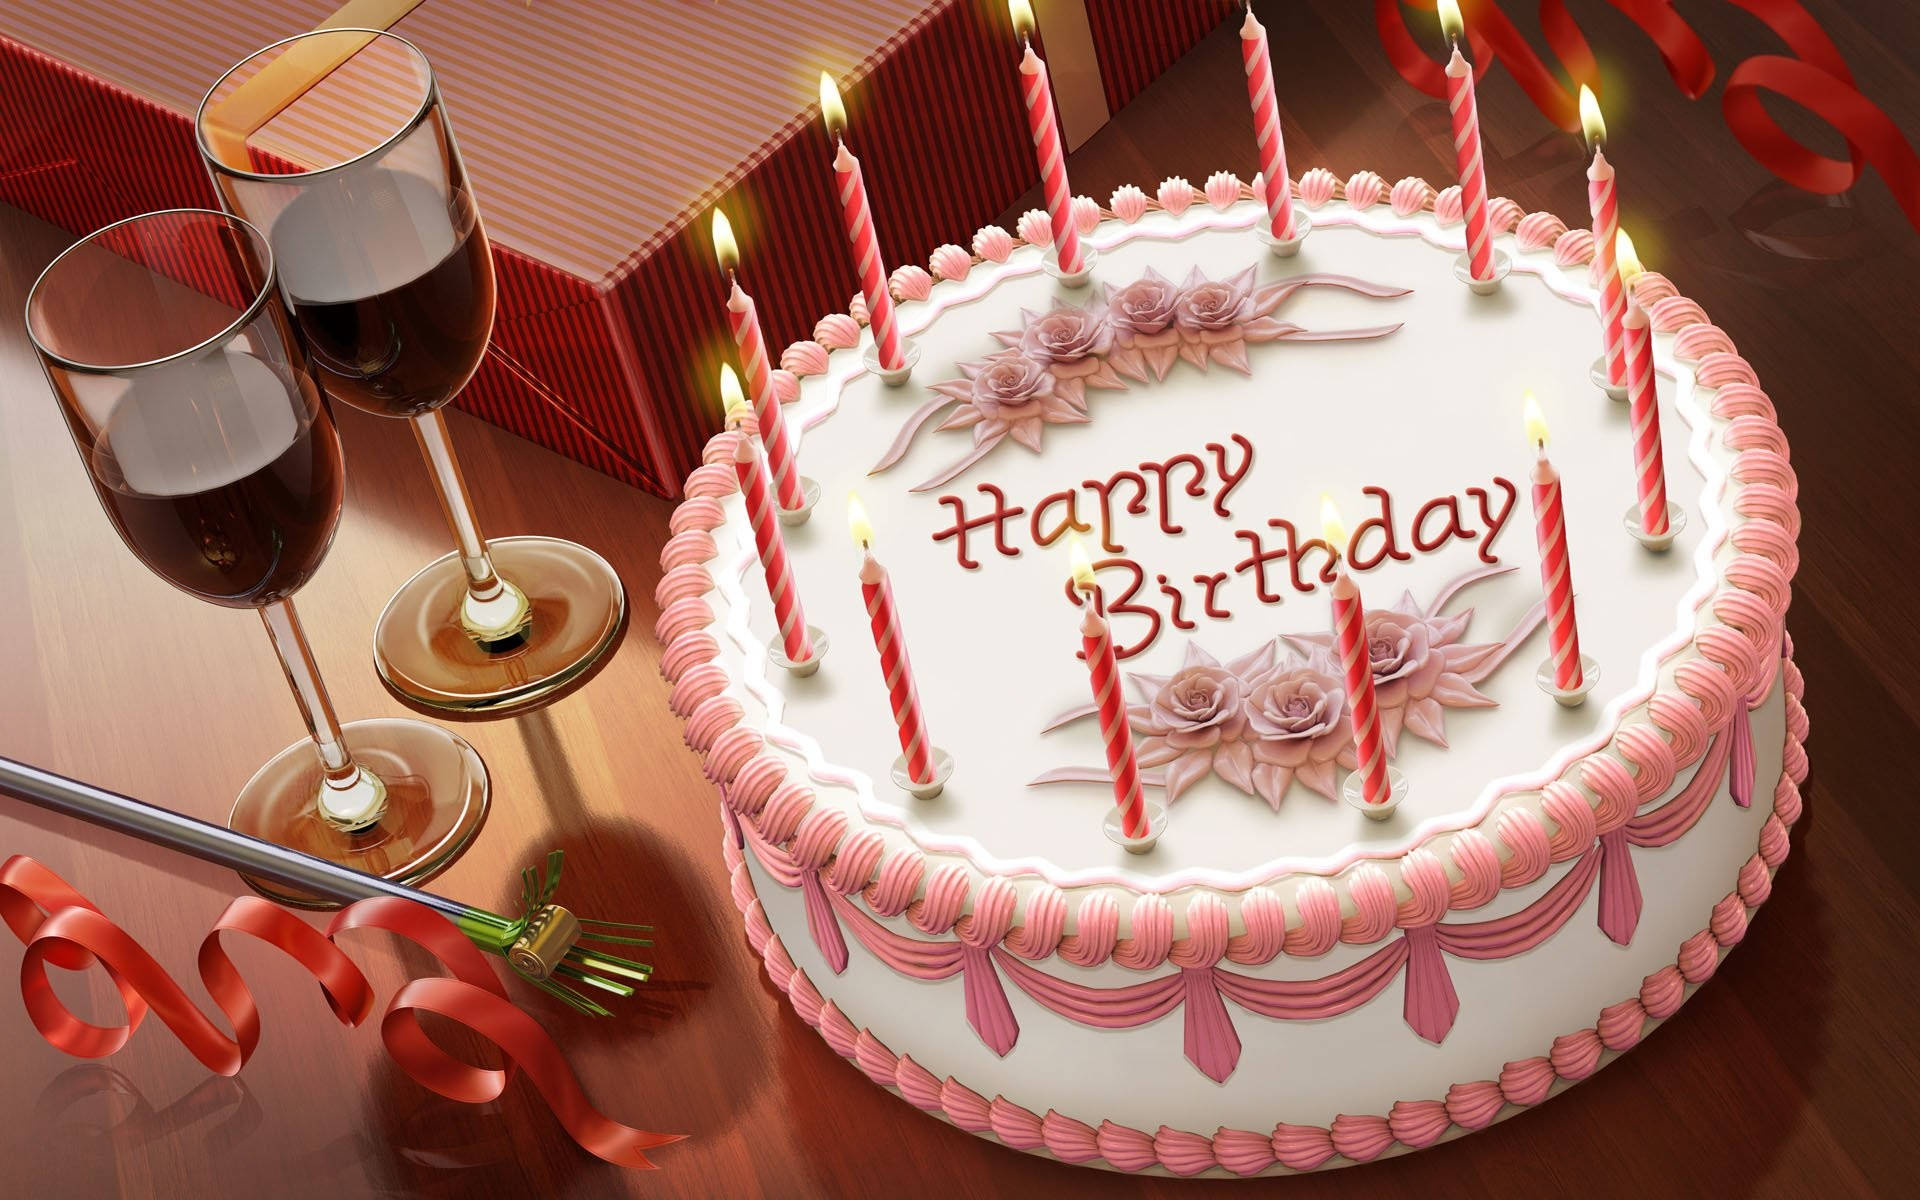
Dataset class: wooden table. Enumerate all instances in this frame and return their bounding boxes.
[4,3,1919,1195]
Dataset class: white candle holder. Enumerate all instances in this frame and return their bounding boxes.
[862,340,920,388]
[1254,204,1313,257]
[1589,357,1628,401]
[1454,248,1511,295]
[1536,654,1599,707]
[1623,502,1687,552]
[767,626,830,678]
[1341,765,1408,822]
[777,477,822,527]
[1103,799,1167,854]
[891,748,954,800]
[1045,247,1098,289]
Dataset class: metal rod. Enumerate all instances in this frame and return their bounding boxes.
[0,756,471,925]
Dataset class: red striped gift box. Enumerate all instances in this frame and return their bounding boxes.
[0,0,1227,495]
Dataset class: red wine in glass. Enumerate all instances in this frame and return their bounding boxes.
[80,354,343,607]
[275,174,496,418]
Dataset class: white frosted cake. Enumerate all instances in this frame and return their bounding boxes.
[658,169,1805,1175]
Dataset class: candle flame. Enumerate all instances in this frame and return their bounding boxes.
[1068,533,1096,591]
[719,363,749,422]
[1524,391,1550,449]
[848,491,874,548]
[1319,493,1348,556]
[1436,0,1464,42]
[819,71,847,139]
[711,208,739,274]
[1578,84,1606,150]
[1614,229,1643,280]
[1009,0,1036,40]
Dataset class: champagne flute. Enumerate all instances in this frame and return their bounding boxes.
[24,208,488,904]
[194,29,626,713]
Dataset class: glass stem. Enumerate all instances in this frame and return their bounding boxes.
[412,409,504,601]
[260,599,386,830]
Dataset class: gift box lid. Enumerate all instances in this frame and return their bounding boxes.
[3,0,944,284]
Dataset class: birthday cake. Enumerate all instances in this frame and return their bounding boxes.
[659,170,1804,1174]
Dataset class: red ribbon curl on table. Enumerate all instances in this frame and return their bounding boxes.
[1374,0,1920,235]
[0,855,681,1169]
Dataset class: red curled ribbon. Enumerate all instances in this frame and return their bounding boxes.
[0,855,682,1169]
[1373,0,1920,236]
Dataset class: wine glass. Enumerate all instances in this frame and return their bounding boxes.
[193,29,626,713]
[24,208,488,904]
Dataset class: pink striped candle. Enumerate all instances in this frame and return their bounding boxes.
[1444,46,1495,281]
[1583,88,1627,387]
[1322,498,1390,807]
[850,497,934,784]
[713,212,805,512]
[1622,298,1669,536]
[1011,3,1085,277]
[1240,7,1296,241]
[734,434,814,664]
[1525,397,1584,689]
[820,74,906,372]
[1071,542,1145,837]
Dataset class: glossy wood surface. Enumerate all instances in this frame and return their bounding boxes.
[3,2,1919,1195]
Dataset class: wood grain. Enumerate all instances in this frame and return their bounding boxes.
[3,2,1919,1195]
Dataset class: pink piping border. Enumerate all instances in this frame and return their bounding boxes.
[722,644,1807,1174]
[658,172,1802,961]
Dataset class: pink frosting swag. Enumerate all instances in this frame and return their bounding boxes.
[721,643,1806,1172]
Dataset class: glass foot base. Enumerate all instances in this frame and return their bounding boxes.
[231,717,488,908]
[374,535,626,713]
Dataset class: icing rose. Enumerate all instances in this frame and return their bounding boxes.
[973,224,1014,262]
[1390,176,1432,218]
[1016,208,1053,248]
[968,353,1055,421]
[1298,167,1337,209]
[929,243,971,282]
[1124,642,1274,803]
[1205,171,1242,210]
[1106,272,1181,336]
[1174,270,1255,332]
[848,292,870,326]
[1345,170,1386,209]
[1019,305,1113,370]
[1433,185,1464,225]
[1148,665,1247,747]
[1158,176,1193,216]
[1364,609,1439,690]
[1109,184,1148,224]
[889,264,932,302]
[1071,194,1101,234]
[813,312,860,349]
[1243,659,1350,804]
[780,340,829,376]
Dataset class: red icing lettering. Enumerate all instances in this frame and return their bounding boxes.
[1194,571,1232,620]
[1156,574,1197,631]
[1140,453,1208,535]
[1234,528,1289,604]
[1029,488,1090,547]
[1274,518,1339,593]
[1206,434,1254,518]
[1349,486,1412,570]
[1099,558,1160,660]
[931,484,1025,570]
[1412,494,1469,553]
[1082,470,1150,554]
[1467,477,1518,565]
